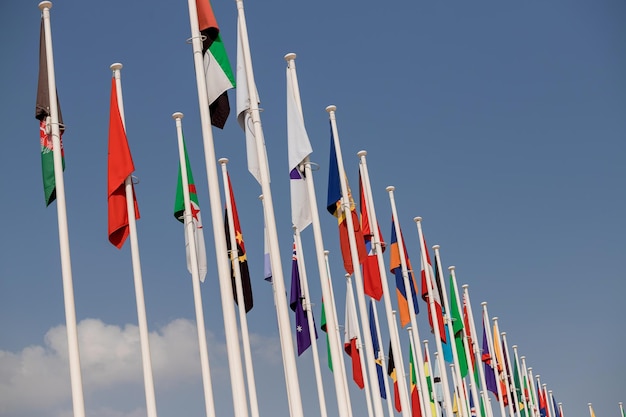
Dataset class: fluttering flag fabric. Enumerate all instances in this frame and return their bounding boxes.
[196,0,234,129]
[387,341,401,412]
[433,351,444,403]
[224,173,253,312]
[344,286,364,389]
[409,344,423,417]
[360,175,384,300]
[327,124,367,275]
[537,381,547,417]
[424,347,437,417]
[287,64,313,231]
[36,18,64,207]
[481,317,498,397]
[463,293,476,371]
[368,301,386,399]
[449,273,468,377]
[320,298,333,371]
[513,355,526,417]
[174,137,207,282]
[420,237,446,343]
[107,77,139,249]
[389,218,419,327]
[289,240,317,355]
[492,324,509,406]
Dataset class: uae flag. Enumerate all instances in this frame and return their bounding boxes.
[35,18,64,206]
[196,0,235,129]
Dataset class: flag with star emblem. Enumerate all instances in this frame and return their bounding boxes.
[173,136,207,282]
[289,238,317,355]
[225,173,253,312]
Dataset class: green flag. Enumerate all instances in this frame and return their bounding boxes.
[320,299,333,371]
[449,273,468,377]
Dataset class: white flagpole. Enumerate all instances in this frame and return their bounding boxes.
[293,229,328,417]
[619,402,624,417]
[285,53,352,417]
[511,346,529,417]
[542,386,549,417]
[386,187,431,417]
[520,358,537,417]
[433,246,469,417]
[358,154,411,417]
[185,1,248,415]
[37,4,85,417]
[499,332,519,417]
[548,391,556,417]
[558,402,564,417]
[449,269,481,417]
[345,274,375,417]
[110,63,158,417]
[424,339,443,417]
[327,105,385,417]
[527,367,539,417]
[588,403,594,417]
[235,4,304,415]
[218,159,260,417]
[173,112,216,417]
[481,303,507,417]
[462,285,495,417]
[370,300,395,417]
[492,320,514,417]
[414,217,455,417]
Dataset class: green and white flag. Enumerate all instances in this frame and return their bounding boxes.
[174,139,207,282]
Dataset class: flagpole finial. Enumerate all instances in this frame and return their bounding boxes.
[512,344,517,349]
[386,186,395,192]
[326,105,337,113]
[521,356,526,360]
[432,244,440,250]
[324,250,329,256]
[172,112,184,120]
[110,62,123,71]
[258,194,264,200]
[588,403,592,406]
[448,265,455,271]
[218,158,229,165]
[462,284,468,289]
[549,390,553,394]
[357,150,367,157]
[501,331,506,336]
[481,302,487,306]
[38,1,52,10]
[284,52,296,62]
[492,317,498,322]
[535,375,540,379]
[413,216,422,223]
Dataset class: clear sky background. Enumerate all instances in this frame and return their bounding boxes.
[1,1,624,417]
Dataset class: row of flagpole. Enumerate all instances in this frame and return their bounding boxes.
[35,2,623,417]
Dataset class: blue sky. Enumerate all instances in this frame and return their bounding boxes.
[0,1,624,417]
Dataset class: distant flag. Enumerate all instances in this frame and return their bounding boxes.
[107,76,139,249]
[420,238,446,343]
[537,381,547,417]
[433,352,444,403]
[173,137,207,282]
[424,347,437,417]
[368,301,386,399]
[286,62,313,231]
[320,298,333,371]
[359,175,384,300]
[326,124,367,275]
[513,354,526,416]
[387,341,401,412]
[389,218,419,327]
[196,0,234,128]
[35,18,64,207]
[469,391,478,417]
[449,272,468,377]
[409,344,423,417]
[481,317,498,397]
[263,226,272,282]
[552,393,559,417]
[344,286,364,389]
[289,240,317,355]
[463,294,476,371]
[492,325,509,406]
[224,173,253,312]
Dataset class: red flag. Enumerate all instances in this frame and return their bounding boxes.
[359,175,383,300]
[107,77,139,248]
[420,237,446,343]
[344,287,364,389]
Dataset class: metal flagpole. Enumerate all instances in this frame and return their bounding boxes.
[327,105,385,417]
[37,3,85,417]
[500,333,520,417]
[235,3,304,415]
[370,300,395,417]
[184,0,248,415]
[285,53,352,417]
[173,112,216,417]
[111,63,158,417]
[293,229,328,417]
[481,303,507,417]
[492,319,514,417]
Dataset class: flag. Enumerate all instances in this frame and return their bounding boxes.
[320,298,333,371]
[287,64,313,231]
[344,287,364,389]
[449,273,468,377]
[107,76,139,249]
[327,124,367,275]
[224,173,253,312]
[463,293,476,371]
[433,351,444,403]
[481,317,498,397]
[289,240,317,355]
[360,175,384,300]
[368,301,386,399]
[492,325,509,406]
[551,395,559,417]
[389,218,419,327]
[424,346,437,417]
[409,344,423,417]
[420,238,446,343]
[196,0,234,128]
[513,358,526,417]
[537,381,547,417]
[174,137,207,282]
[36,18,65,207]
[387,341,402,412]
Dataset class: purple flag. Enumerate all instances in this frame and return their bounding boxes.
[289,241,317,355]
[481,318,498,396]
